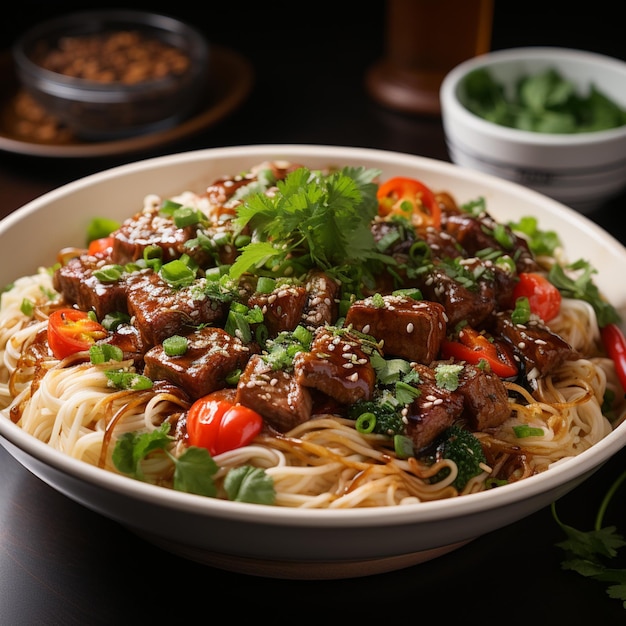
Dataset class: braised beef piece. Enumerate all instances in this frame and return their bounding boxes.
[293,326,377,405]
[247,284,308,338]
[124,270,227,347]
[52,254,128,319]
[100,323,146,365]
[143,327,252,401]
[442,211,539,275]
[414,264,496,328]
[453,361,511,430]
[405,360,510,450]
[490,311,578,378]
[235,354,312,432]
[111,205,194,265]
[301,270,340,328]
[404,363,463,450]
[345,294,446,363]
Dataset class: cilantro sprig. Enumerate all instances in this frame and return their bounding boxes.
[552,470,626,609]
[112,423,275,504]
[228,166,393,294]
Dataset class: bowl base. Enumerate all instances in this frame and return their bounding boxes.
[132,529,473,579]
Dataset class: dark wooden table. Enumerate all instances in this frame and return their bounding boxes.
[1,4,625,623]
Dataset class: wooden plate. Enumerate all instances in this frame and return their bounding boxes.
[0,44,253,158]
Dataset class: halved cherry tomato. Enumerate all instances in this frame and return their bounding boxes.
[186,396,263,456]
[601,323,626,393]
[47,308,107,359]
[513,272,561,322]
[376,176,441,229]
[440,326,518,379]
[88,236,114,256]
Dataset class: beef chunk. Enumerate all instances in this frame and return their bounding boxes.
[235,354,312,432]
[247,284,308,337]
[125,270,227,347]
[443,211,539,274]
[53,254,128,319]
[143,327,251,400]
[404,363,464,450]
[345,294,447,363]
[293,326,377,405]
[111,206,192,265]
[454,362,511,430]
[491,311,578,379]
[301,270,340,328]
[415,264,495,328]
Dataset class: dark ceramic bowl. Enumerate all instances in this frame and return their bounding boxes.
[12,10,209,140]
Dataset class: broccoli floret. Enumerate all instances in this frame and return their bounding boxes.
[348,400,405,437]
[427,425,488,491]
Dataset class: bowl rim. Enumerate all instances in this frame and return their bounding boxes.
[12,8,210,93]
[2,143,626,528]
[440,46,626,146]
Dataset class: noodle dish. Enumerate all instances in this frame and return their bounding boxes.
[1,145,625,577]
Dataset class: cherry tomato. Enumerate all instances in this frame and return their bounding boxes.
[376,176,441,229]
[513,272,561,322]
[186,396,263,456]
[88,236,114,256]
[440,326,518,379]
[47,308,107,359]
[601,323,626,393]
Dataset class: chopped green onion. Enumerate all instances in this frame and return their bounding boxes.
[163,335,189,356]
[256,276,276,294]
[20,298,34,316]
[394,434,414,459]
[355,412,377,434]
[90,344,123,364]
[93,264,124,283]
[160,259,196,287]
[173,206,204,228]
[513,424,544,438]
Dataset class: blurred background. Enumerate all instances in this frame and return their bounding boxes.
[2,1,624,122]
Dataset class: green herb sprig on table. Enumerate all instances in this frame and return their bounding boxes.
[552,470,626,609]
[462,67,626,134]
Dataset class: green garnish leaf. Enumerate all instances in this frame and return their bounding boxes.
[223,465,276,504]
[173,447,218,496]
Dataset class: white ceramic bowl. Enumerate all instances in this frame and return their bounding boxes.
[1,144,626,579]
[440,47,626,213]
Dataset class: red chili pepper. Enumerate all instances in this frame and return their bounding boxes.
[600,323,626,393]
[376,176,441,229]
[440,326,518,379]
[47,308,107,359]
[87,236,114,256]
[186,396,264,456]
[513,272,561,322]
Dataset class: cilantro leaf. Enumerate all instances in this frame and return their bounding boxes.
[552,469,626,609]
[173,447,218,497]
[224,465,276,504]
[229,166,388,286]
[548,260,621,327]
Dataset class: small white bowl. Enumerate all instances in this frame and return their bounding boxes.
[440,47,626,213]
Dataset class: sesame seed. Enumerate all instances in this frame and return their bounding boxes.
[406,322,414,333]
[348,372,359,382]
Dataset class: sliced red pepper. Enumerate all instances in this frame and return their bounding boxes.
[88,236,114,256]
[440,326,518,379]
[186,396,264,456]
[47,308,107,359]
[376,176,441,229]
[513,272,561,322]
[600,323,626,393]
